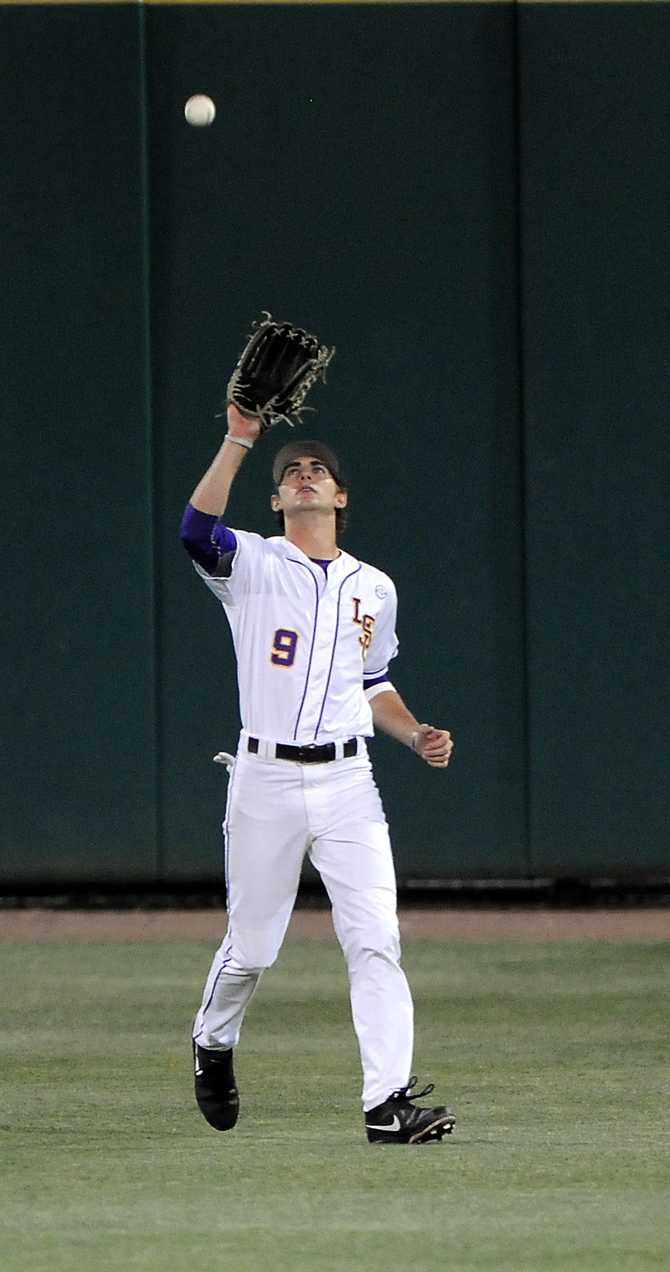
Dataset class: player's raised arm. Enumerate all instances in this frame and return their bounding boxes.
[190,312,334,516]
[189,404,261,517]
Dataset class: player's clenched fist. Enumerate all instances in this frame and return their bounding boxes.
[413,724,454,768]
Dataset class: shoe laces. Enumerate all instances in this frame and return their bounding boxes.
[392,1076,435,1103]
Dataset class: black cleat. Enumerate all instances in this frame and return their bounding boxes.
[193,1040,240,1131]
[365,1077,456,1145]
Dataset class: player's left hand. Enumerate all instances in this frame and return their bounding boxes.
[413,724,454,769]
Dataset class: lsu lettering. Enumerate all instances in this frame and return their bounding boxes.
[352,597,376,657]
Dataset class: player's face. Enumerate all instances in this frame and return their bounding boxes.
[271,457,348,520]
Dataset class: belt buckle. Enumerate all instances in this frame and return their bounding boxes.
[299,743,319,763]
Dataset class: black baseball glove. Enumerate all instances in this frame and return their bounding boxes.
[226,312,335,431]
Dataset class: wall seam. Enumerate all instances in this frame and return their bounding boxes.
[512,0,532,876]
[137,1,163,880]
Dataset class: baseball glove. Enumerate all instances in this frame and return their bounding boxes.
[226,312,335,431]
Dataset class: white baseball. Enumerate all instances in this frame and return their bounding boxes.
[184,95,216,127]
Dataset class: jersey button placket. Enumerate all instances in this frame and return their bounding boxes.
[296,591,337,741]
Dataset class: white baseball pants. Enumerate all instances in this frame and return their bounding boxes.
[192,739,414,1111]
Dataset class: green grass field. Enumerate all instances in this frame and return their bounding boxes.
[2,936,669,1271]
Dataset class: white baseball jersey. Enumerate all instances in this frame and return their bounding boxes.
[193,531,398,745]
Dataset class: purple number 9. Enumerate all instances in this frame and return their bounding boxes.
[271,628,298,667]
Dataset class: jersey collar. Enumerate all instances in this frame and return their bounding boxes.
[276,537,359,579]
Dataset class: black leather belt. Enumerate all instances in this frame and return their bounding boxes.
[247,737,358,763]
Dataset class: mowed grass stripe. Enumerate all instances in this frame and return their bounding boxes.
[2,939,669,1271]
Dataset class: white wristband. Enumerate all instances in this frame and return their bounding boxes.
[224,434,254,451]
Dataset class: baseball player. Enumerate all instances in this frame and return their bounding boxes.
[180,403,456,1145]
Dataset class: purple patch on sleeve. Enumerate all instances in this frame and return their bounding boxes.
[180,503,237,574]
[212,522,238,555]
[363,672,390,689]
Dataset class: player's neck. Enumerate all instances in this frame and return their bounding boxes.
[284,518,340,561]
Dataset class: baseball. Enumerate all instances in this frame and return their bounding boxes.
[184,94,216,127]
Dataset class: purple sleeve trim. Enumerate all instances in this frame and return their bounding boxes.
[363,672,391,688]
[180,503,237,574]
[211,521,238,555]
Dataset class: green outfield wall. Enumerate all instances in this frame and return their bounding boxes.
[2,3,669,886]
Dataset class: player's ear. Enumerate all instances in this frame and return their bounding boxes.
[270,493,281,512]
[334,488,348,508]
